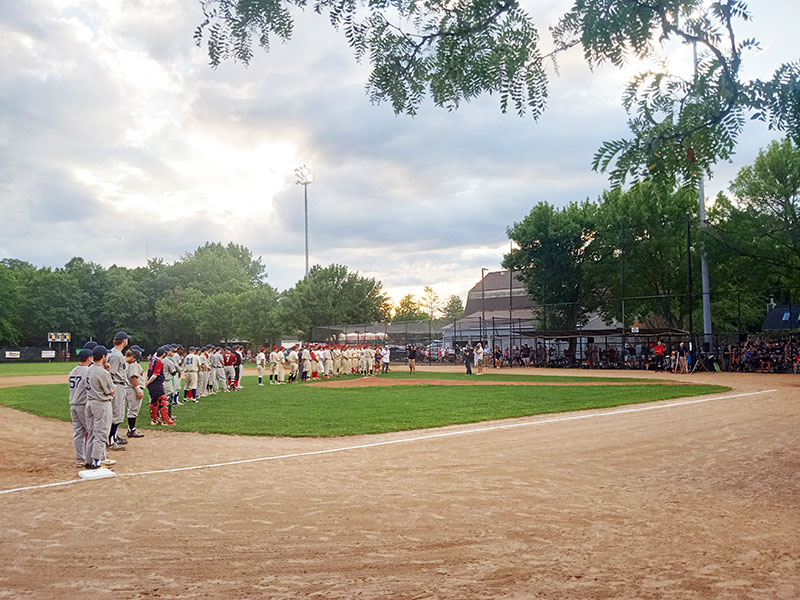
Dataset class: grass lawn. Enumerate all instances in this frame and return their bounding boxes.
[376,371,660,383]
[0,362,151,376]
[0,375,728,437]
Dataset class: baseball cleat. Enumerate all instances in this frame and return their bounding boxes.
[99,458,117,467]
[127,430,144,438]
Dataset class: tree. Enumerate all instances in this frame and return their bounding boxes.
[393,294,429,321]
[593,182,700,330]
[421,286,441,319]
[502,200,601,334]
[0,265,22,345]
[441,295,465,320]
[281,264,392,340]
[234,286,283,346]
[195,0,799,183]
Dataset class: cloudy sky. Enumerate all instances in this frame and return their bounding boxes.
[1,0,797,307]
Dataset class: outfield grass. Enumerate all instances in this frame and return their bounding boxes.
[0,375,728,437]
[0,362,151,376]
[375,370,659,383]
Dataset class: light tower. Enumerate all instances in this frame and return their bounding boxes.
[294,165,314,277]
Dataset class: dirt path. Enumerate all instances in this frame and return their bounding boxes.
[0,368,798,598]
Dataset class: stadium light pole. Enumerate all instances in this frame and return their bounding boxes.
[689,21,713,351]
[294,165,314,277]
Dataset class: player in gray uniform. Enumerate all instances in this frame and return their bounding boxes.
[209,346,226,394]
[125,346,145,437]
[68,348,93,468]
[85,345,119,469]
[107,331,130,449]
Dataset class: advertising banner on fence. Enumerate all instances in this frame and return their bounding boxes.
[41,350,56,359]
[5,351,21,359]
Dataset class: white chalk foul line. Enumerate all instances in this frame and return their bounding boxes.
[0,389,776,496]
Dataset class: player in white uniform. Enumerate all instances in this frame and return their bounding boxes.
[286,346,299,382]
[183,347,200,401]
[197,347,210,397]
[68,348,93,467]
[323,346,333,379]
[125,347,145,437]
[256,347,267,386]
[301,346,311,381]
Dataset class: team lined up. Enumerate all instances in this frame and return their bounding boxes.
[254,344,393,384]
[68,336,396,470]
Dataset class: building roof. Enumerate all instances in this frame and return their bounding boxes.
[762,305,800,330]
[464,270,533,316]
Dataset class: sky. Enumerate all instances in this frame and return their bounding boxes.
[1,0,797,309]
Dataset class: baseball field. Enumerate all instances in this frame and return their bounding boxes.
[0,366,798,598]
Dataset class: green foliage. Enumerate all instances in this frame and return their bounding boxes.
[503,200,601,331]
[393,293,429,321]
[709,138,800,301]
[196,0,547,118]
[195,1,799,184]
[441,294,465,320]
[281,264,392,340]
[0,265,22,345]
[0,249,390,348]
[0,376,726,437]
[593,182,699,329]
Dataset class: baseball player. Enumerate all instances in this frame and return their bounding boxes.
[107,331,130,449]
[146,346,175,426]
[162,346,178,414]
[211,347,225,393]
[84,345,119,469]
[301,345,311,381]
[197,346,210,397]
[125,347,145,437]
[323,345,333,379]
[233,346,244,389]
[268,346,281,384]
[183,346,200,401]
[68,348,93,468]
[286,345,299,383]
[256,346,267,386]
[223,347,236,390]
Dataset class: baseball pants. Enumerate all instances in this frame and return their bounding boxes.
[112,383,126,424]
[85,400,111,462]
[125,387,142,419]
[70,404,89,464]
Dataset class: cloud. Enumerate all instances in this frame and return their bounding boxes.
[1,0,798,308]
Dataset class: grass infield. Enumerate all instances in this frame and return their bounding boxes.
[0,373,728,437]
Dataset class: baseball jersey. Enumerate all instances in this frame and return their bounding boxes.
[87,363,115,402]
[147,357,165,397]
[183,353,199,373]
[256,352,266,367]
[108,347,128,386]
[127,360,144,389]
[68,365,90,405]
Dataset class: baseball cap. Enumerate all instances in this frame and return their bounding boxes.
[78,348,93,360]
[84,341,98,351]
[92,345,108,360]
[132,348,142,360]
[155,346,167,356]
[113,331,130,343]
[261,347,266,352]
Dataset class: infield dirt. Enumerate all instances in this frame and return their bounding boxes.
[0,367,798,599]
